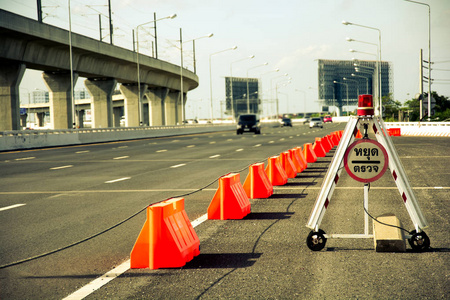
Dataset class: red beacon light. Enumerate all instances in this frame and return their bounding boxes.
[357,94,374,116]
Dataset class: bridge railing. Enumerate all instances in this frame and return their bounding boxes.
[384,122,450,137]
[0,124,236,151]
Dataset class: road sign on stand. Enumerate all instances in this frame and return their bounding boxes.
[305,94,430,252]
[344,139,388,183]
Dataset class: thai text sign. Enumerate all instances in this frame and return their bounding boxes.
[344,139,388,183]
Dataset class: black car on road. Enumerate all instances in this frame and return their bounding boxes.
[236,114,261,134]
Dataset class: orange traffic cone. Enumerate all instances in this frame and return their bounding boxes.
[281,151,297,178]
[303,143,318,163]
[289,148,305,173]
[324,135,333,150]
[330,133,339,147]
[313,139,327,157]
[208,173,251,220]
[265,156,288,186]
[296,147,308,169]
[130,197,200,269]
[317,137,331,153]
[243,163,273,199]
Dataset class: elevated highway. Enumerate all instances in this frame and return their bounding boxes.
[0,9,198,130]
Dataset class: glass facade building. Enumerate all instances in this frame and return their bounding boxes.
[225,77,260,118]
[318,59,393,115]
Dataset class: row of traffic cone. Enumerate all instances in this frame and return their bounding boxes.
[130,130,343,269]
[208,130,344,219]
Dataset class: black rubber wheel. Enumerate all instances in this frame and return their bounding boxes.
[408,230,430,251]
[306,229,327,251]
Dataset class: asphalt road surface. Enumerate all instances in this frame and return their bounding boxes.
[0,122,449,299]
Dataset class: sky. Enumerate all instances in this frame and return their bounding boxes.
[1,0,449,119]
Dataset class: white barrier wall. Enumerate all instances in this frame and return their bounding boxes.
[0,125,236,151]
[384,122,450,137]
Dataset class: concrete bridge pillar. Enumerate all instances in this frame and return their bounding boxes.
[85,78,116,128]
[77,109,85,128]
[147,88,169,126]
[113,107,122,127]
[0,63,25,131]
[119,83,147,127]
[36,112,46,127]
[177,92,187,124]
[165,91,179,125]
[20,113,28,128]
[42,71,78,129]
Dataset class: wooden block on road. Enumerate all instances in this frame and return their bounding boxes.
[373,214,406,252]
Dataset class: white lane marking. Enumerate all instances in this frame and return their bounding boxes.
[50,165,73,170]
[15,157,35,161]
[209,155,220,159]
[236,149,244,152]
[227,139,233,141]
[191,213,208,227]
[187,145,195,148]
[254,144,262,147]
[156,150,167,153]
[118,146,128,149]
[0,204,26,212]
[113,156,129,160]
[63,213,208,300]
[170,163,186,168]
[105,177,131,183]
[209,141,216,144]
[268,141,275,144]
[76,151,89,154]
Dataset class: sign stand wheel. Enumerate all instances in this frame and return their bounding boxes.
[408,230,430,251]
[306,229,327,251]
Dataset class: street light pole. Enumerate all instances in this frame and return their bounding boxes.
[343,77,359,97]
[343,21,382,117]
[351,73,369,94]
[230,55,255,121]
[404,0,431,121]
[295,89,307,117]
[179,28,184,125]
[180,33,213,124]
[209,46,238,123]
[246,62,268,114]
[186,33,214,74]
[136,14,176,126]
[334,81,348,115]
[68,0,75,128]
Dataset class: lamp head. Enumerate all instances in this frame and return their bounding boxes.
[357,94,374,116]
[342,20,352,25]
[169,14,177,19]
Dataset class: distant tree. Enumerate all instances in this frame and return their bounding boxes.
[404,92,450,121]
[382,93,402,121]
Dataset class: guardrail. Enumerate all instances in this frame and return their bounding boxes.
[0,124,237,151]
[384,122,450,137]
